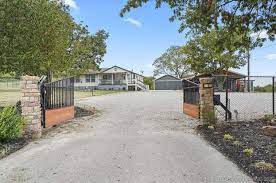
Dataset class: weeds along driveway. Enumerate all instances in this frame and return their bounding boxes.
[0,91,253,183]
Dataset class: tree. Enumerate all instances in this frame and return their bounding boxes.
[255,84,273,92]
[121,0,275,47]
[66,24,108,77]
[0,0,108,81]
[153,46,190,78]
[0,0,75,77]
[181,29,247,74]
[143,76,155,90]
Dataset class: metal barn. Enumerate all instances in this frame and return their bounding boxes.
[154,75,182,90]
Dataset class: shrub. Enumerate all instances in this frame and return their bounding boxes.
[207,125,215,130]
[243,148,254,157]
[233,140,242,146]
[223,134,234,141]
[254,161,275,171]
[263,114,274,121]
[0,106,25,142]
[202,107,217,125]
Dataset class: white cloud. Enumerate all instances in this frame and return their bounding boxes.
[124,18,142,27]
[250,30,268,39]
[265,53,276,60]
[63,0,79,9]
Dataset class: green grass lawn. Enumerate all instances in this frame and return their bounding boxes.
[0,88,124,107]
[75,90,125,99]
[0,89,21,107]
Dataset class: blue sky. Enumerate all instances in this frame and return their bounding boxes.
[65,0,276,76]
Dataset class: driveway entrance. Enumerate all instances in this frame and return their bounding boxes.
[0,91,252,183]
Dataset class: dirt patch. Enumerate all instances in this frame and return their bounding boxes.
[198,120,276,182]
[75,106,97,118]
[0,138,28,159]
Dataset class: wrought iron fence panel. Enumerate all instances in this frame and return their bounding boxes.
[44,78,74,110]
[182,79,200,105]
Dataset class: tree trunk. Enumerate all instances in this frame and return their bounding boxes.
[47,70,52,83]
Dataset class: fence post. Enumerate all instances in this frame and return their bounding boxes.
[225,76,229,121]
[273,76,275,118]
[20,76,42,139]
[199,77,215,124]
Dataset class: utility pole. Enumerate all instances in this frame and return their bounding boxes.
[247,48,250,92]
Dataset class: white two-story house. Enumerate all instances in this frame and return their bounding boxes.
[74,66,148,91]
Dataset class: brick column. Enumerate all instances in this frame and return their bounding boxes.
[199,77,215,124]
[20,76,42,139]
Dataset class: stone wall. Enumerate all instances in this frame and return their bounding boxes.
[199,77,215,123]
[20,76,42,139]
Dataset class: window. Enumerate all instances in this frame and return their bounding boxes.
[90,75,96,82]
[85,75,96,83]
[103,74,108,80]
[75,77,80,83]
[85,75,90,83]
[103,74,111,80]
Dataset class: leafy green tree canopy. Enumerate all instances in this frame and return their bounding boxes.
[153,46,190,78]
[0,0,108,80]
[143,76,155,90]
[121,0,275,47]
[181,29,247,74]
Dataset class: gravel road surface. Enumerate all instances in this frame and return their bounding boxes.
[0,91,252,183]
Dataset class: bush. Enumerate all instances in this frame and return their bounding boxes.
[262,114,274,121]
[233,140,242,146]
[243,148,254,157]
[254,161,275,171]
[223,134,234,141]
[0,106,25,142]
[207,125,215,130]
[202,107,217,124]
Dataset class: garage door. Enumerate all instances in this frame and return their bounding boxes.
[155,80,182,90]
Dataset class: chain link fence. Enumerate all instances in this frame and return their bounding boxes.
[213,75,275,121]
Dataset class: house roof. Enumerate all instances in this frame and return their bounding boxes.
[86,66,144,77]
[101,66,144,77]
[182,70,247,80]
[155,75,180,81]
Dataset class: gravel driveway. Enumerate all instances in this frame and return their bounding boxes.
[0,91,252,183]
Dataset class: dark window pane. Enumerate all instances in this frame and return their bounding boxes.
[75,77,80,83]
[90,74,96,82]
[86,75,90,83]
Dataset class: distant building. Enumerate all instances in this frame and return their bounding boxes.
[154,75,182,90]
[182,70,254,92]
[74,66,148,91]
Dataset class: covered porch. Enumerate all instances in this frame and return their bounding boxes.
[99,73,127,85]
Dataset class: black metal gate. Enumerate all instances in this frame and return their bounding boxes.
[182,79,199,105]
[40,77,74,128]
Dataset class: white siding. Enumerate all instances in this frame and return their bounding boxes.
[74,75,99,87]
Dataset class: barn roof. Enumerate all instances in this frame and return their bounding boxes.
[155,75,181,81]
[182,70,247,80]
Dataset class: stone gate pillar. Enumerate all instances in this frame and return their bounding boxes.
[199,77,215,123]
[20,76,42,139]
